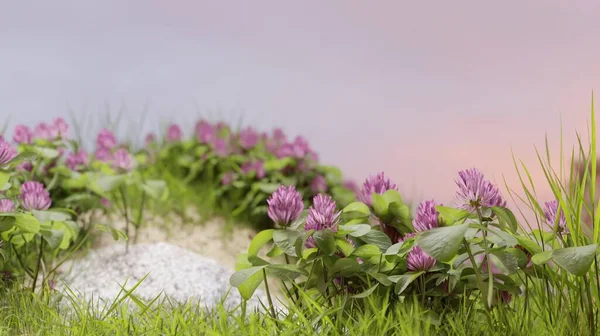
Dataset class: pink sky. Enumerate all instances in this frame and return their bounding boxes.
[2,1,600,220]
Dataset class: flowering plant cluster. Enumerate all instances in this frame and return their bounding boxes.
[137,121,357,228]
[231,167,585,318]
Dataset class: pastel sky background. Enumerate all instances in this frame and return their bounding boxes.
[2,1,600,221]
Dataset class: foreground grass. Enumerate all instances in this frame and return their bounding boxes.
[0,285,585,336]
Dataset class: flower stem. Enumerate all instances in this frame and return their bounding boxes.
[263,268,277,319]
[32,238,45,294]
[119,186,131,253]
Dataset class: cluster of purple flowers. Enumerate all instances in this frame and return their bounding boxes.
[94,128,133,172]
[12,118,69,144]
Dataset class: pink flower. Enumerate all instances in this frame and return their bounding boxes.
[267,185,304,226]
[112,149,133,172]
[412,200,441,232]
[305,194,341,248]
[145,133,156,147]
[0,199,15,212]
[94,148,112,162]
[357,172,398,206]
[96,129,117,150]
[402,233,436,272]
[34,122,53,140]
[221,172,236,185]
[455,168,506,211]
[343,180,359,193]
[240,160,266,179]
[51,118,69,139]
[195,120,215,144]
[17,162,33,172]
[0,139,17,165]
[100,198,111,208]
[13,125,32,144]
[65,150,89,171]
[20,181,51,211]
[212,138,230,157]
[167,124,182,142]
[238,127,259,150]
[543,200,568,233]
[310,175,327,193]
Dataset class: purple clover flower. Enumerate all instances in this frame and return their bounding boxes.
[195,120,215,144]
[0,139,17,165]
[51,118,69,139]
[100,198,111,208]
[0,199,15,212]
[65,150,89,171]
[112,149,133,172]
[412,200,441,232]
[402,233,436,272]
[96,129,117,150]
[33,122,53,140]
[145,133,157,147]
[221,172,237,185]
[13,125,32,144]
[543,200,568,233]
[305,194,341,248]
[357,172,398,206]
[310,175,327,194]
[238,127,259,150]
[94,148,112,162]
[211,138,230,157]
[266,185,304,227]
[455,168,506,211]
[20,181,51,211]
[166,124,182,142]
[343,180,359,193]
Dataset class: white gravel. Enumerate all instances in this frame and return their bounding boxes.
[57,242,277,313]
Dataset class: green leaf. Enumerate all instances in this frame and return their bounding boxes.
[350,244,382,259]
[93,175,126,194]
[389,202,410,220]
[141,180,168,200]
[552,244,598,276]
[416,223,469,262]
[264,158,294,171]
[390,272,425,294]
[314,229,336,256]
[371,194,388,218]
[34,147,60,160]
[487,227,518,247]
[490,251,519,274]
[505,247,529,269]
[273,230,303,257]
[31,210,72,223]
[435,206,470,225]
[267,264,307,281]
[248,229,274,257]
[338,224,371,237]
[515,236,542,254]
[302,247,318,259]
[360,230,392,252]
[252,182,281,194]
[0,172,10,189]
[385,242,403,256]
[531,250,553,265]
[14,214,40,233]
[0,215,16,231]
[351,284,379,298]
[342,202,371,216]
[40,228,64,250]
[330,258,362,277]
[381,190,403,206]
[368,272,393,286]
[336,239,355,257]
[492,206,519,233]
[229,266,267,300]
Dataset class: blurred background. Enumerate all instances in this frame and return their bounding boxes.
[1,0,599,213]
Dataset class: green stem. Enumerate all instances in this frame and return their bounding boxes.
[476,208,494,310]
[263,268,277,319]
[119,186,131,253]
[463,239,493,325]
[134,190,147,244]
[304,249,320,291]
[31,238,45,294]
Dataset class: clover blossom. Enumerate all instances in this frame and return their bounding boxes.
[402,233,436,272]
[357,172,398,206]
[195,120,215,144]
[310,175,327,193]
[20,181,51,211]
[455,168,506,211]
[0,139,17,165]
[238,127,259,150]
[65,150,89,171]
[13,125,32,144]
[96,129,117,150]
[305,194,341,248]
[267,185,304,226]
[167,124,182,142]
[112,149,133,172]
[543,200,568,233]
[0,199,15,212]
[412,200,441,232]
